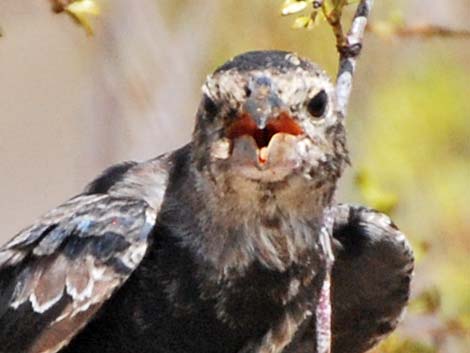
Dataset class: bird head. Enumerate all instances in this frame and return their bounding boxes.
[192,51,348,185]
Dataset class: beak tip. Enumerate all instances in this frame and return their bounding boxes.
[255,119,267,130]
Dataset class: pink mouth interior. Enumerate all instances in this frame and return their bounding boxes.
[227,112,304,149]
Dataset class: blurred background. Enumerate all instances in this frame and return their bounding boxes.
[0,0,469,352]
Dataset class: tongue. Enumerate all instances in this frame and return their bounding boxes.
[258,147,268,165]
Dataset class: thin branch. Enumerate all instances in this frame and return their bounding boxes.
[331,0,375,120]
[322,3,347,49]
[367,22,470,39]
[50,0,74,13]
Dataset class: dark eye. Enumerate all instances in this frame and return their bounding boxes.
[244,86,252,98]
[203,95,218,119]
[307,90,328,118]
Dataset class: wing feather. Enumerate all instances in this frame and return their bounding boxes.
[330,204,414,353]
[288,204,414,353]
[0,194,160,353]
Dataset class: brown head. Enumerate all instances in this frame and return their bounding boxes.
[191,51,348,204]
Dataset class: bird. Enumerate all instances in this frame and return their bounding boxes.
[0,50,413,353]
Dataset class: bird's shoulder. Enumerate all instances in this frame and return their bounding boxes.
[0,146,191,353]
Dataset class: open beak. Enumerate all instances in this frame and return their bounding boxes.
[210,77,305,175]
[228,77,303,166]
[226,112,304,166]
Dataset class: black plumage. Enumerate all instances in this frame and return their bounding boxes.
[0,51,413,353]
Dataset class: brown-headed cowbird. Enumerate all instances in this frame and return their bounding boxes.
[0,51,413,353]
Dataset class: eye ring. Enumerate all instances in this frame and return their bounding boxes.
[307,90,328,118]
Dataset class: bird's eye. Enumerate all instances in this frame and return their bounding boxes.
[307,90,328,118]
[203,95,218,119]
[244,86,252,98]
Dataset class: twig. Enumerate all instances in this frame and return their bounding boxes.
[367,22,470,39]
[322,3,347,49]
[331,0,375,120]
[50,0,74,13]
[318,4,375,352]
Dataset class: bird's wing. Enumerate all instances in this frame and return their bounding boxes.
[0,176,166,353]
[287,204,413,353]
[330,204,414,353]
